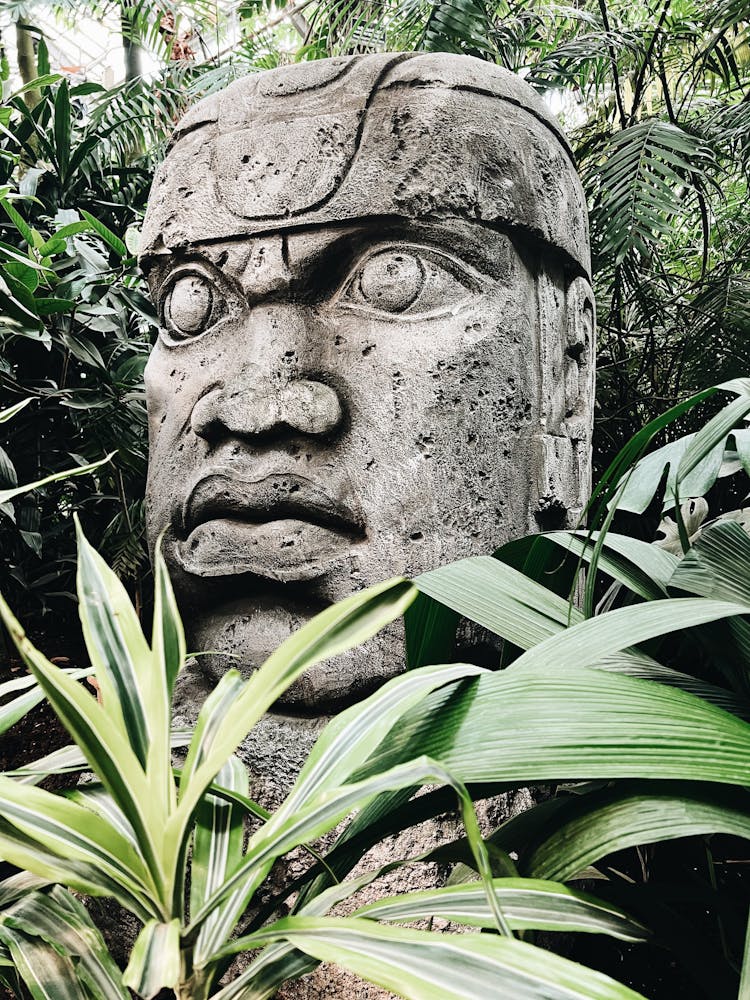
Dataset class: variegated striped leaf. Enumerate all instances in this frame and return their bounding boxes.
[122,918,180,999]
[192,756,249,964]
[170,578,416,888]
[0,775,156,910]
[0,668,91,735]
[0,586,166,900]
[194,756,503,941]
[75,518,151,767]
[353,877,649,940]
[278,662,487,821]
[148,540,186,810]
[225,916,646,1000]
[2,887,129,999]
[0,923,88,1000]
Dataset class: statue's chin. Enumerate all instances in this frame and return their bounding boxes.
[188,597,407,713]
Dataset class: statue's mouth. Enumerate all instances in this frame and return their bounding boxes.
[175,472,366,582]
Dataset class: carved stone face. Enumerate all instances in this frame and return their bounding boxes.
[141,53,595,709]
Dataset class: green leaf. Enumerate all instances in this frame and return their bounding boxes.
[353,877,649,941]
[416,556,581,651]
[53,80,71,180]
[5,260,39,292]
[524,782,750,882]
[75,517,151,768]
[10,75,62,100]
[80,210,127,258]
[0,397,32,424]
[34,297,75,316]
[544,530,679,600]
[670,521,750,604]
[677,392,750,486]
[3,887,129,1000]
[0,453,112,505]
[360,665,750,786]
[123,919,180,999]
[237,916,646,999]
[0,198,36,247]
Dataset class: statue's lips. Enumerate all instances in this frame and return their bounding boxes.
[176,473,365,582]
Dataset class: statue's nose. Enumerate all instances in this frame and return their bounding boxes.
[190,374,343,441]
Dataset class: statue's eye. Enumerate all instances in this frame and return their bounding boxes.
[163,273,226,342]
[336,246,481,319]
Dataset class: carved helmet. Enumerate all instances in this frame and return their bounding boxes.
[140,53,590,279]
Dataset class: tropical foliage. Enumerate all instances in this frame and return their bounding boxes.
[0,384,749,997]
[1,0,748,623]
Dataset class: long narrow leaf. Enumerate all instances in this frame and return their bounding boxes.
[231,916,646,1000]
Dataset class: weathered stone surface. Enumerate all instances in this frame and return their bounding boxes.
[140,52,594,997]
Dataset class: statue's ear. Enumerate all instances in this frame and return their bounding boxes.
[563,275,595,426]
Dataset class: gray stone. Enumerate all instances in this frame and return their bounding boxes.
[140,51,594,997]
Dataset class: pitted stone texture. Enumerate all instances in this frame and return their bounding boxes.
[142,53,589,276]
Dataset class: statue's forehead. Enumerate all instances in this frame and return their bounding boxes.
[141,54,590,278]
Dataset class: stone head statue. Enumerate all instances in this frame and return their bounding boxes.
[140,52,594,710]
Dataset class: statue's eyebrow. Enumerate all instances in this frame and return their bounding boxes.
[282,220,509,298]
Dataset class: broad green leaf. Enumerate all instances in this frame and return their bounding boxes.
[53,81,71,179]
[233,916,646,999]
[9,75,62,99]
[669,521,750,604]
[544,530,679,598]
[215,873,648,999]
[360,665,750,786]
[524,782,750,881]
[0,198,35,247]
[677,392,750,485]
[123,919,180,999]
[66,785,137,847]
[34,297,76,316]
[512,597,750,672]
[416,556,582,649]
[354,877,649,941]
[405,591,459,668]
